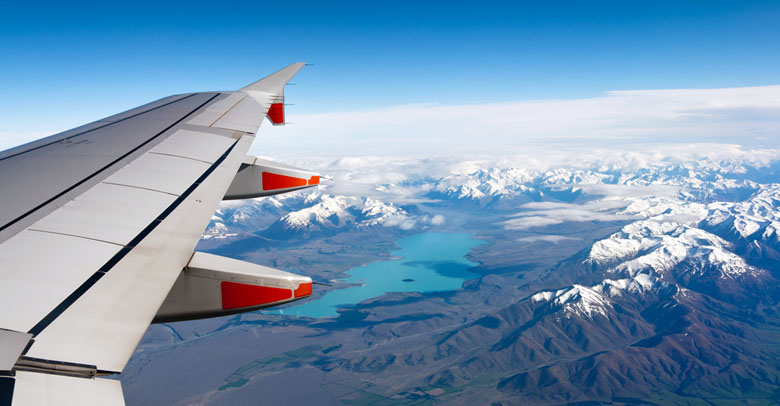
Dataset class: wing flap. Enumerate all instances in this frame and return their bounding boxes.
[31,183,177,245]
[147,129,236,163]
[0,330,32,371]
[0,231,122,333]
[101,153,211,196]
[11,371,124,406]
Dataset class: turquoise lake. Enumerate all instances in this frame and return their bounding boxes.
[269,233,483,318]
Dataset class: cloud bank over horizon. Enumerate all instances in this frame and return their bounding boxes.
[253,84,780,159]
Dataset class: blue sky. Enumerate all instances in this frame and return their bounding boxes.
[2,1,780,149]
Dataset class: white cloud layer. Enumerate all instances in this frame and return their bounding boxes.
[383,213,446,230]
[503,201,638,230]
[517,235,580,243]
[254,85,780,158]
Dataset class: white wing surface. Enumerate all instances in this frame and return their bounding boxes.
[0,63,315,404]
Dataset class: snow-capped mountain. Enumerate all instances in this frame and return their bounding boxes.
[201,195,293,241]
[702,184,780,241]
[423,159,767,207]
[201,190,427,243]
[586,220,764,279]
[518,177,780,336]
[267,194,410,237]
[431,171,780,400]
[530,274,666,319]
[432,168,540,201]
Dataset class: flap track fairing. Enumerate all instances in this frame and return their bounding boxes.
[153,252,312,323]
[223,156,320,200]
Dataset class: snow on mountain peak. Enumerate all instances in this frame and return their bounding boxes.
[531,274,665,318]
[280,195,356,230]
[433,168,540,200]
[532,284,611,318]
[201,221,236,240]
[596,273,659,296]
[702,184,780,239]
[276,193,415,232]
[587,214,766,282]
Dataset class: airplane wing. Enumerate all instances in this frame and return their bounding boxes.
[0,63,320,405]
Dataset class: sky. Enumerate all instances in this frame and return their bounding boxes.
[1,0,780,156]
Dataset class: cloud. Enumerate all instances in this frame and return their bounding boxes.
[572,184,681,199]
[384,214,417,230]
[504,216,569,229]
[503,201,637,230]
[253,85,780,159]
[383,213,446,230]
[430,214,445,226]
[517,235,580,243]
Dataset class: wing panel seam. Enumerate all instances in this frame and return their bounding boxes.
[100,182,180,196]
[26,229,125,247]
[209,94,247,127]
[147,151,213,164]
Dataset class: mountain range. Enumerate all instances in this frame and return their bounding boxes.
[125,156,780,405]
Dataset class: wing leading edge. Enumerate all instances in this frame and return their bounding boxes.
[0,63,314,405]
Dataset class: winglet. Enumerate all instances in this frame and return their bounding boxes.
[241,63,305,126]
[240,62,306,96]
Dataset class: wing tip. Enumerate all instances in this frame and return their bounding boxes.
[240,62,306,94]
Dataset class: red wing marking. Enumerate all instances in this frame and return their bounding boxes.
[262,172,308,190]
[294,282,313,298]
[267,103,284,124]
[308,176,320,185]
[221,281,292,310]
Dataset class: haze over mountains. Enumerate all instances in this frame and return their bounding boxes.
[124,146,780,405]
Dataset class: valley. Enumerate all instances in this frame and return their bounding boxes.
[122,156,780,405]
